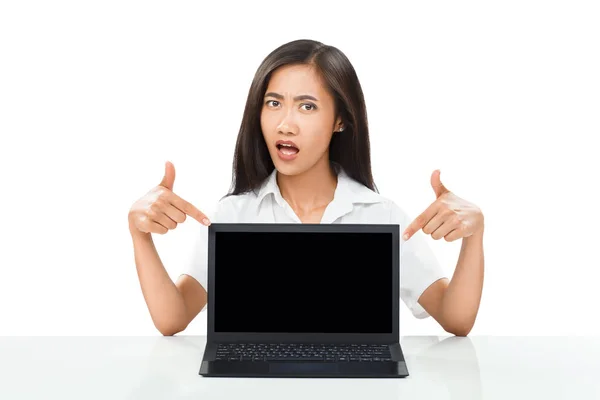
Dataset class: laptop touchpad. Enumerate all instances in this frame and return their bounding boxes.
[269,363,339,374]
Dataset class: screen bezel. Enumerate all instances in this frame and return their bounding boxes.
[207,222,400,344]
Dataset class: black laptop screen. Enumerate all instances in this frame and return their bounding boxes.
[213,230,393,334]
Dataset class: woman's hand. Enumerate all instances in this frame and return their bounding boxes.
[402,170,484,242]
[128,161,211,236]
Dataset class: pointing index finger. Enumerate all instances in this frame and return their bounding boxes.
[167,192,211,226]
[403,202,438,240]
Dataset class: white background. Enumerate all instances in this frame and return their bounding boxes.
[1,0,598,336]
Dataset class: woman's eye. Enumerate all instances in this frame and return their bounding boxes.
[265,100,316,111]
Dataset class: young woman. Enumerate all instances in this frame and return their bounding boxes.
[128,39,485,337]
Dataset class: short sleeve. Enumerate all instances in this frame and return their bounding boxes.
[180,196,236,291]
[390,201,448,319]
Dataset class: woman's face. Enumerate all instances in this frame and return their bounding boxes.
[260,63,342,176]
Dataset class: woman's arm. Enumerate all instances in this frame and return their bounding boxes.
[130,227,206,335]
[404,170,485,336]
[419,229,484,336]
[442,229,484,335]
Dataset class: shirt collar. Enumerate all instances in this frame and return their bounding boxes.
[254,163,384,221]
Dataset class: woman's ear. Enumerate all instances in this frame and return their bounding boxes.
[334,118,344,133]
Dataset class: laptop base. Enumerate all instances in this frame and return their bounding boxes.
[199,360,409,378]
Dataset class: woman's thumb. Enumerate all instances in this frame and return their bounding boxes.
[159,161,176,190]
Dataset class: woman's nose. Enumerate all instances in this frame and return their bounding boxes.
[277,114,298,135]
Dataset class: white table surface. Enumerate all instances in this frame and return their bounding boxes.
[1,335,599,399]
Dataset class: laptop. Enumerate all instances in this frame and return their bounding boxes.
[198,222,409,378]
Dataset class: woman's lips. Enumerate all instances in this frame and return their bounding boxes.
[276,139,299,149]
[276,143,299,161]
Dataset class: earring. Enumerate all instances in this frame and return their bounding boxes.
[338,126,345,132]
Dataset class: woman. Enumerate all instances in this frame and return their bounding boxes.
[128,39,485,337]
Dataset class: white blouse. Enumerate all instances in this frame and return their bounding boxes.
[181,167,447,319]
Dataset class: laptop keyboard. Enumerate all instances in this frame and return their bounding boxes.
[215,343,393,362]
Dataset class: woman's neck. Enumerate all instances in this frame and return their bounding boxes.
[277,159,338,213]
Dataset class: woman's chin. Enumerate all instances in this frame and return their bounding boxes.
[273,159,305,176]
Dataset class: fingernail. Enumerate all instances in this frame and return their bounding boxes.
[402,233,409,240]
[203,218,210,226]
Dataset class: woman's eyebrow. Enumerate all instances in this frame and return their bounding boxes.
[264,92,319,102]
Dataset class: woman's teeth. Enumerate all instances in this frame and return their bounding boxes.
[278,144,299,154]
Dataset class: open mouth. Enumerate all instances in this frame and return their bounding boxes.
[276,143,300,155]
[275,141,300,161]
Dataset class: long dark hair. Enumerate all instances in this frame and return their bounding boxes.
[225,39,377,197]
